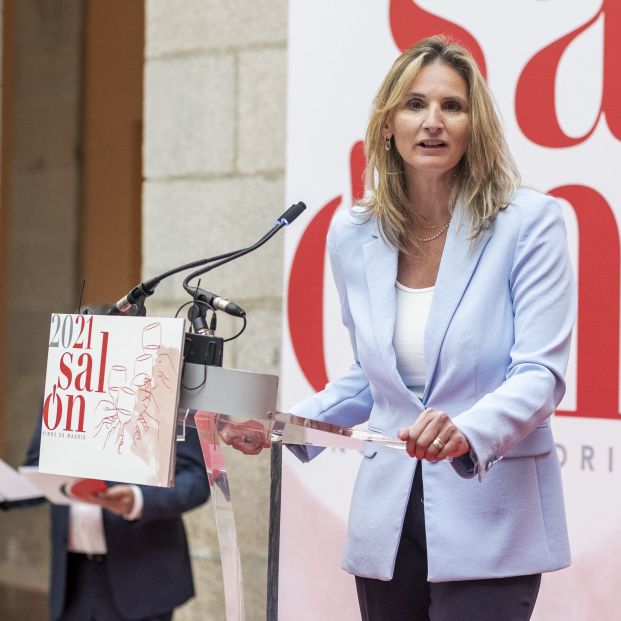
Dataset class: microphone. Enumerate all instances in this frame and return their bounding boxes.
[109,277,159,315]
[277,201,306,226]
[192,287,246,318]
[182,202,307,293]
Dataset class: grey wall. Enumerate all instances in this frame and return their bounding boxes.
[144,1,288,619]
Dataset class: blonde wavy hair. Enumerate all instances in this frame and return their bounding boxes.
[362,36,519,250]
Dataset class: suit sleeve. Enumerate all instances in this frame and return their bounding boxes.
[24,409,43,467]
[288,214,374,462]
[135,426,210,522]
[453,197,576,480]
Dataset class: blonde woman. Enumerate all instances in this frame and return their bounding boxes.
[289,36,576,620]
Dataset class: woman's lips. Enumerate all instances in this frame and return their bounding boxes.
[417,140,448,148]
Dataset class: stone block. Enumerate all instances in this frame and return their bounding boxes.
[0,503,49,594]
[146,0,287,58]
[237,48,286,174]
[179,552,266,621]
[142,176,285,302]
[226,301,283,376]
[185,504,219,558]
[144,54,235,178]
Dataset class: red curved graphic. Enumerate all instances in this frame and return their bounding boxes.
[389,0,486,77]
[288,197,342,391]
[516,2,621,147]
[350,140,366,204]
[516,12,599,147]
[552,185,620,419]
[602,1,621,140]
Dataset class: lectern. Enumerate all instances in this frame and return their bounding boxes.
[178,363,404,621]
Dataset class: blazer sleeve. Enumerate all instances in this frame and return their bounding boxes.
[134,426,210,522]
[453,197,576,480]
[288,213,373,462]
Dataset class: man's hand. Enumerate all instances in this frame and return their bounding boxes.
[90,485,135,518]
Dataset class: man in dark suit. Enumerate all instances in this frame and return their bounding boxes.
[24,412,210,621]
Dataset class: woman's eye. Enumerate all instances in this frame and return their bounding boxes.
[407,99,424,111]
[444,100,463,112]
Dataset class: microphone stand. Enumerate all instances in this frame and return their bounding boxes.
[107,202,307,369]
[108,202,306,317]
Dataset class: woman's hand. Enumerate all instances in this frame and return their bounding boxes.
[398,408,470,461]
[218,421,269,455]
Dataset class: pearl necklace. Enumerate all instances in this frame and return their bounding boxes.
[412,222,450,243]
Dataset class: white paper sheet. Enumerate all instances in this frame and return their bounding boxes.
[0,460,44,501]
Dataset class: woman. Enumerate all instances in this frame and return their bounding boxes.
[288,36,576,620]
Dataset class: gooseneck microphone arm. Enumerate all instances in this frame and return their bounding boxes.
[108,245,253,315]
[182,201,307,296]
[182,201,306,336]
[108,201,306,315]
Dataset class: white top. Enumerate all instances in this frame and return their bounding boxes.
[393,282,434,393]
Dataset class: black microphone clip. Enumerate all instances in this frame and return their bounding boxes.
[193,287,246,318]
[108,277,159,315]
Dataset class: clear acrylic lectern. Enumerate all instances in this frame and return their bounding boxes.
[177,363,404,621]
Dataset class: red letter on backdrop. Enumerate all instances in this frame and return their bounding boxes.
[288,143,367,392]
[288,196,341,392]
[516,1,621,147]
[551,185,620,419]
[389,0,486,77]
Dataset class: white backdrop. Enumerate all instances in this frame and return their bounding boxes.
[281,1,621,619]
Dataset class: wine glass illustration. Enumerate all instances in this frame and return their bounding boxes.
[142,323,161,354]
[115,386,137,453]
[132,353,157,430]
[116,387,136,424]
[108,365,127,406]
[133,354,153,388]
[142,324,162,389]
[93,365,128,448]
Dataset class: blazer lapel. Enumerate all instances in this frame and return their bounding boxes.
[422,208,492,401]
[362,224,406,394]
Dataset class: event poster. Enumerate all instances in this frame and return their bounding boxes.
[282,1,620,619]
[39,314,185,487]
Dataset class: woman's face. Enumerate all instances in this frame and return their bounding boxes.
[387,61,469,185]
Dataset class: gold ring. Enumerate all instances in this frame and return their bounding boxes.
[432,437,445,450]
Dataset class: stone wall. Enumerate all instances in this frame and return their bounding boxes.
[144,1,288,619]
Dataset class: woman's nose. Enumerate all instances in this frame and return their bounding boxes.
[423,105,442,132]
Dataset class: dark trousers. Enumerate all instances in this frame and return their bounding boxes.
[355,464,541,621]
[60,553,173,621]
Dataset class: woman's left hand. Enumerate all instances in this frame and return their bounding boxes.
[398,408,470,461]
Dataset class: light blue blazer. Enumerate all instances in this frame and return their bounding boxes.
[291,188,576,582]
